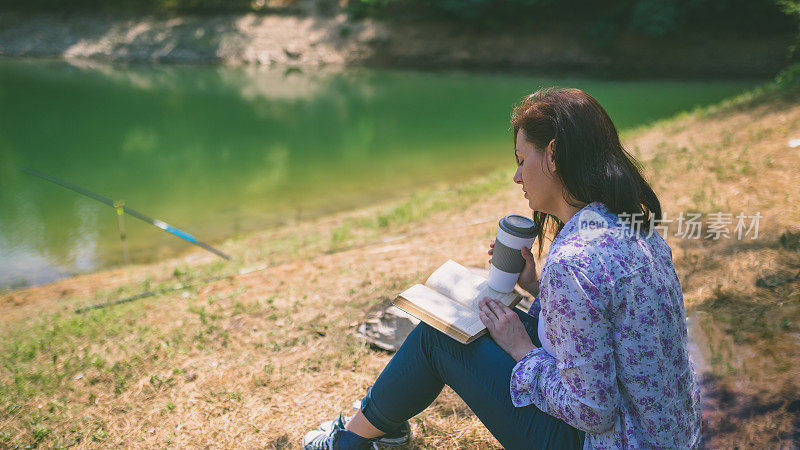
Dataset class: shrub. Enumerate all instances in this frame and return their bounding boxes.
[776,0,800,86]
[776,63,800,87]
[629,0,678,37]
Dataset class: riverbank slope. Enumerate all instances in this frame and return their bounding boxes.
[1,85,799,447]
[0,10,793,76]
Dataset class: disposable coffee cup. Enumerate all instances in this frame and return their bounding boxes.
[488,214,537,293]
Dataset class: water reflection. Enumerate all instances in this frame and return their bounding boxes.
[0,58,759,288]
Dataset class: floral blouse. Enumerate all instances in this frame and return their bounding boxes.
[510,201,702,449]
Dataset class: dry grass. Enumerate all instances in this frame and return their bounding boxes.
[627,85,800,448]
[1,85,799,448]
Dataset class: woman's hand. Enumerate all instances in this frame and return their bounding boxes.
[478,298,536,361]
[488,241,540,297]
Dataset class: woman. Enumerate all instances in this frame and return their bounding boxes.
[303,87,702,449]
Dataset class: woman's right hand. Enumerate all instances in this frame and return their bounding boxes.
[488,240,540,297]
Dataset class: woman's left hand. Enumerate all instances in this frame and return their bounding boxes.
[478,297,536,361]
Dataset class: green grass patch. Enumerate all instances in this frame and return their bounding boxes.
[1,303,148,400]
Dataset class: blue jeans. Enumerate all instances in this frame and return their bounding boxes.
[359,307,585,450]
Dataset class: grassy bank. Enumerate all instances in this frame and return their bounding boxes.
[1,84,799,448]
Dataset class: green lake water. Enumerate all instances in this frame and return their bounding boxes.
[0,58,759,288]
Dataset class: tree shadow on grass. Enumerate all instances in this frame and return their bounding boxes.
[698,373,800,448]
[690,281,800,448]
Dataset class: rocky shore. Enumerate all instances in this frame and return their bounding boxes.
[0,10,793,76]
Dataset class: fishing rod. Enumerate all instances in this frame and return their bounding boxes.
[75,216,498,313]
[13,165,231,260]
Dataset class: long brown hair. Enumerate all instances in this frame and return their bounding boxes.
[511,87,662,256]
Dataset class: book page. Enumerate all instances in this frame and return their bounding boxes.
[397,284,479,334]
[425,260,519,311]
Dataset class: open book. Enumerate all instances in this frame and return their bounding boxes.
[392,260,522,344]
